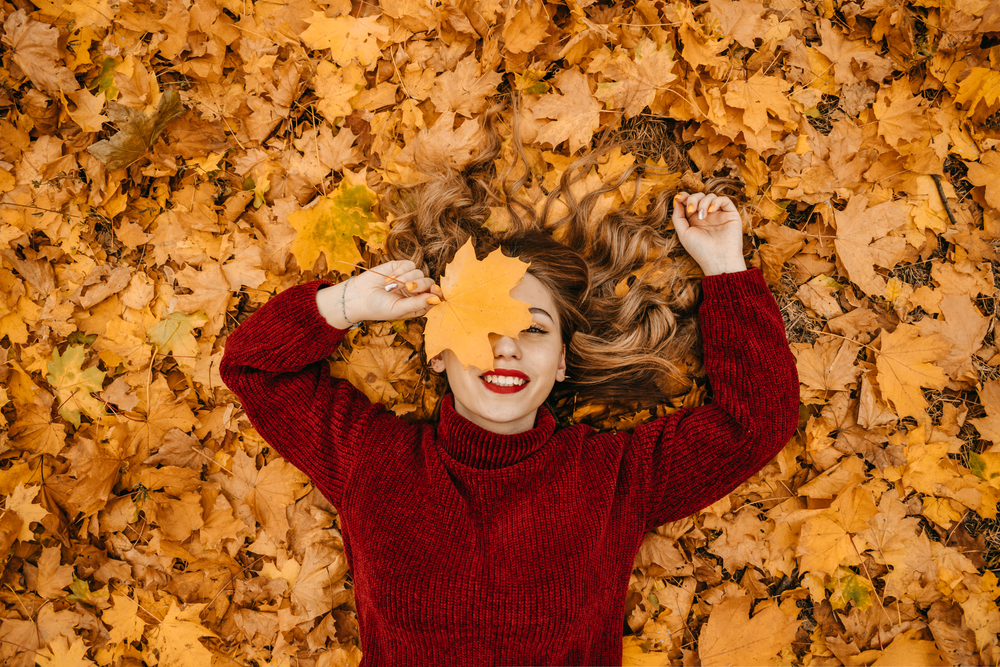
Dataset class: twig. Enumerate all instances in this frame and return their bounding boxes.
[930,174,959,227]
[803,328,878,354]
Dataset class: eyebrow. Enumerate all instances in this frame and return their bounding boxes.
[530,307,554,321]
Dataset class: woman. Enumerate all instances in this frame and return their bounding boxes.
[219,109,800,665]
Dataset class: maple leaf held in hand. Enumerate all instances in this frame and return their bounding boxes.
[423,239,534,372]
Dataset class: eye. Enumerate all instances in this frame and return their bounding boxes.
[523,324,548,334]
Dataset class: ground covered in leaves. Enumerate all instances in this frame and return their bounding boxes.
[1,0,1000,664]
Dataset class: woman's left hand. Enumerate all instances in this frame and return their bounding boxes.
[672,192,748,276]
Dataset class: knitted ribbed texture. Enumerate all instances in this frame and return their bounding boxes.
[219,266,800,666]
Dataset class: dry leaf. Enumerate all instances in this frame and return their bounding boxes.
[88,90,185,170]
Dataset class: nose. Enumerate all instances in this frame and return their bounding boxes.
[489,333,521,359]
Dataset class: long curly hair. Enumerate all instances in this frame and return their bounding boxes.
[378,95,732,411]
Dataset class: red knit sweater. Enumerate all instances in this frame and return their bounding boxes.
[219,266,800,666]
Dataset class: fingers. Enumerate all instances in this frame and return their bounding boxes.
[375,259,417,276]
[672,193,689,234]
[674,192,736,223]
[385,275,438,295]
[397,293,440,319]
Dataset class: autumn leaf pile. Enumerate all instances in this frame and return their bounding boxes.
[2,0,1000,663]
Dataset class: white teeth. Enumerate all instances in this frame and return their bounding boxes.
[483,375,526,386]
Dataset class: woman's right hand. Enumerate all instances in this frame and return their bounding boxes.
[336,260,442,326]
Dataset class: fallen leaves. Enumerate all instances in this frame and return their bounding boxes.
[46,344,106,428]
[833,195,908,298]
[530,68,603,155]
[146,602,218,667]
[287,179,381,272]
[1,10,80,96]
[698,596,799,666]
[1,0,999,664]
[87,90,186,170]
[876,324,950,422]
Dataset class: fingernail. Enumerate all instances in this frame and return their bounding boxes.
[687,204,694,214]
[385,282,399,291]
[698,209,705,219]
[406,282,417,291]
[708,205,715,213]
[385,275,397,284]
[426,295,441,305]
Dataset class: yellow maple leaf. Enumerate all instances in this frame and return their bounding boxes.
[66,89,109,133]
[875,323,950,422]
[832,194,908,297]
[1,10,80,96]
[219,450,310,543]
[965,149,1000,211]
[287,180,380,273]
[34,636,96,667]
[724,71,792,134]
[312,60,366,121]
[146,601,217,667]
[869,628,948,666]
[502,0,550,54]
[955,66,1000,117]
[531,68,602,155]
[36,545,74,598]
[123,375,200,461]
[593,39,678,118]
[46,344,106,428]
[698,596,800,667]
[0,297,28,344]
[147,311,210,368]
[9,403,66,456]
[300,13,389,67]
[5,482,48,542]
[104,593,146,645]
[873,79,932,147]
[796,484,878,576]
[423,239,534,372]
[331,335,421,405]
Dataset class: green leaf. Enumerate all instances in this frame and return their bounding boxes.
[46,345,107,428]
[287,179,380,272]
[67,574,110,606]
[87,89,185,170]
[147,311,210,361]
[969,451,987,480]
[91,57,120,99]
[827,566,873,611]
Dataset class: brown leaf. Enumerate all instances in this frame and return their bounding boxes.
[698,596,800,666]
[531,68,602,154]
[1,10,80,95]
[87,89,186,170]
[36,546,74,599]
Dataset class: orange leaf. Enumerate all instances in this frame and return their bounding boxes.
[423,239,534,372]
[875,323,950,422]
[698,596,799,666]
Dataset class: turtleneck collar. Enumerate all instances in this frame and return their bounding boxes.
[436,394,556,469]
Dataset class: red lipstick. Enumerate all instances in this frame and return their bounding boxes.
[479,369,529,394]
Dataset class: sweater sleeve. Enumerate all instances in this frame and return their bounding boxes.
[219,279,405,508]
[628,266,800,533]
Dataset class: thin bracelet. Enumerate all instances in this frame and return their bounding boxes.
[340,279,357,327]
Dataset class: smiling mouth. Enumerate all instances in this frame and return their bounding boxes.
[480,373,529,394]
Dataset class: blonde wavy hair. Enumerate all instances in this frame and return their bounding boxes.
[379,96,738,413]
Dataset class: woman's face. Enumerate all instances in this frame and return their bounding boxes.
[430,273,567,435]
